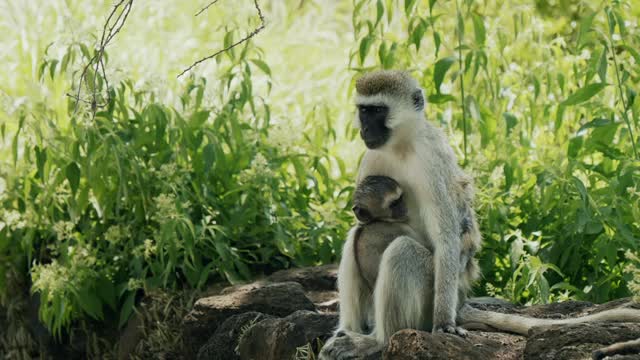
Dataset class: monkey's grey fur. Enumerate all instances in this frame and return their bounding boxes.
[320,70,640,360]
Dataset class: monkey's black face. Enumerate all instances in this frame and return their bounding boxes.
[357,105,390,149]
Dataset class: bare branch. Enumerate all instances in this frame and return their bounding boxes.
[68,0,133,118]
[195,0,222,17]
[178,0,265,78]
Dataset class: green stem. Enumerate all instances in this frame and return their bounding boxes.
[457,3,467,165]
[607,10,639,159]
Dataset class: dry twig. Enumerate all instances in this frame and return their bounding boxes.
[67,0,133,117]
[178,0,265,78]
[195,0,222,17]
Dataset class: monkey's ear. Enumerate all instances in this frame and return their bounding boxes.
[412,89,425,111]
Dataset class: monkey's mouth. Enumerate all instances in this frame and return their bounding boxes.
[361,135,387,149]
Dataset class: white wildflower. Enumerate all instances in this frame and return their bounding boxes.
[579,49,591,60]
[144,239,157,259]
[152,193,179,222]
[267,121,302,153]
[127,278,144,291]
[104,225,128,245]
[310,201,338,226]
[32,261,70,300]
[53,221,75,240]
[156,163,177,181]
[238,153,273,185]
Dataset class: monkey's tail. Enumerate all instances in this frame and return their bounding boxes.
[457,304,640,336]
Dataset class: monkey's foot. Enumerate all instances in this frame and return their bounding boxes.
[434,323,469,337]
[319,331,383,360]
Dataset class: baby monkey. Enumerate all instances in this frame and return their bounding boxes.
[351,176,421,291]
[352,175,476,295]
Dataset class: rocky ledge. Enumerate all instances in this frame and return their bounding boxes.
[181,265,640,360]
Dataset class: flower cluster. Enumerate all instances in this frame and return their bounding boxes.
[238,153,273,185]
[104,225,129,245]
[266,121,303,153]
[625,251,640,303]
[152,193,180,223]
[31,261,70,301]
[53,221,75,240]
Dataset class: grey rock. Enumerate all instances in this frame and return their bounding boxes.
[196,312,274,360]
[383,329,505,360]
[266,264,338,291]
[183,281,315,357]
[524,322,640,360]
[237,310,338,360]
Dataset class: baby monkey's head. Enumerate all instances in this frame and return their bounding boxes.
[352,176,408,224]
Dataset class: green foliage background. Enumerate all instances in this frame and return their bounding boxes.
[1,0,639,355]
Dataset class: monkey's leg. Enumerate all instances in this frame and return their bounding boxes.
[372,235,436,343]
[336,228,372,334]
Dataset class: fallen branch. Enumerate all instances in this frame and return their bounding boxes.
[177,0,265,78]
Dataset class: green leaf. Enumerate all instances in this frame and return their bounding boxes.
[405,0,416,16]
[203,143,216,172]
[560,83,607,107]
[77,288,103,320]
[375,0,384,26]
[359,35,374,65]
[35,146,47,180]
[118,291,136,328]
[621,45,640,64]
[433,32,441,58]
[433,56,456,93]
[429,0,437,13]
[456,11,465,39]
[250,59,271,76]
[49,60,58,80]
[577,12,596,46]
[65,162,81,195]
[597,48,607,83]
[472,14,486,46]
[503,112,518,135]
[411,19,428,51]
[427,93,456,104]
[567,135,583,158]
[577,118,611,133]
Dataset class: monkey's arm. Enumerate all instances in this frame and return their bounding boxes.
[427,179,464,334]
[336,227,371,334]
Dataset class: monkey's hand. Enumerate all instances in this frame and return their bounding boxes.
[434,323,469,337]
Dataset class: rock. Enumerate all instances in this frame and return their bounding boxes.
[237,310,338,360]
[524,322,640,360]
[383,329,524,360]
[266,264,338,291]
[196,312,274,360]
[183,281,315,357]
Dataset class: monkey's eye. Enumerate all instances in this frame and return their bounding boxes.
[353,206,372,222]
[389,195,403,209]
[374,106,383,113]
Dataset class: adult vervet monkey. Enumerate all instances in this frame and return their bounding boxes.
[320,70,640,360]
[352,70,478,336]
[320,70,482,359]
